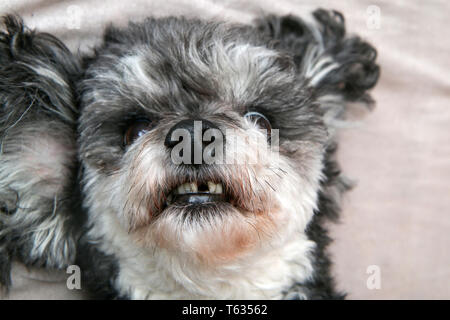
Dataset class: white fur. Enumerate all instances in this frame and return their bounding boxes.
[119,53,164,97]
[300,19,340,87]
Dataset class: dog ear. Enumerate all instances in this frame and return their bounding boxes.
[0,15,81,293]
[256,9,380,131]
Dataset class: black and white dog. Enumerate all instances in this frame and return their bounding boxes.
[0,10,379,299]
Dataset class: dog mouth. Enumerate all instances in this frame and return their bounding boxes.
[166,181,226,205]
[146,169,267,219]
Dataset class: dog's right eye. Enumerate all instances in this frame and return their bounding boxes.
[124,119,153,146]
[244,111,271,135]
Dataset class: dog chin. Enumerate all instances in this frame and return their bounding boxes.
[131,202,281,265]
[123,170,281,265]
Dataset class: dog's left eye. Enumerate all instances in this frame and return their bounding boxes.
[244,111,271,134]
[124,119,153,146]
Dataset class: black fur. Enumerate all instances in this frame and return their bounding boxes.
[256,9,380,106]
[75,239,121,299]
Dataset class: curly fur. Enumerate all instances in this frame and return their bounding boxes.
[0,15,82,292]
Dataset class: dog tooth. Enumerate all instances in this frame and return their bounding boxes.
[207,181,216,193]
[178,185,185,194]
[215,183,223,194]
[190,182,198,193]
[184,183,192,193]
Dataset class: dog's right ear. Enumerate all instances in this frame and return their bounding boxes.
[256,9,380,131]
[0,15,82,294]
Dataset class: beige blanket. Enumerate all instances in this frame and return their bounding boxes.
[1,0,449,299]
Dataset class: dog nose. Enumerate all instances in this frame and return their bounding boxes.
[164,119,222,164]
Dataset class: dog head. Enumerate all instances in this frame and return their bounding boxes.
[78,12,378,268]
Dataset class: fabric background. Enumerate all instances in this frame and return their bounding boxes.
[0,0,448,300]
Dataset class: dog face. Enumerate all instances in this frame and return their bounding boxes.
[79,17,328,267]
[77,11,378,299]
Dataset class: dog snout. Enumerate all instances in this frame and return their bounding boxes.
[164,118,223,164]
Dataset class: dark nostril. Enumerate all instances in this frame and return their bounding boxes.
[164,118,220,149]
[164,118,223,165]
[165,119,193,149]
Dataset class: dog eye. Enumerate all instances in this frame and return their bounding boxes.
[244,111,271,134]
[124,119,152,146]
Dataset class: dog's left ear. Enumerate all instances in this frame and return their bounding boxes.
[256,9,380,131]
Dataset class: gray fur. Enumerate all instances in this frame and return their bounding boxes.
[0,15,81,291]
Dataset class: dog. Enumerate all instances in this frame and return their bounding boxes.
[0,9,379,299]
[0,15,82,292]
